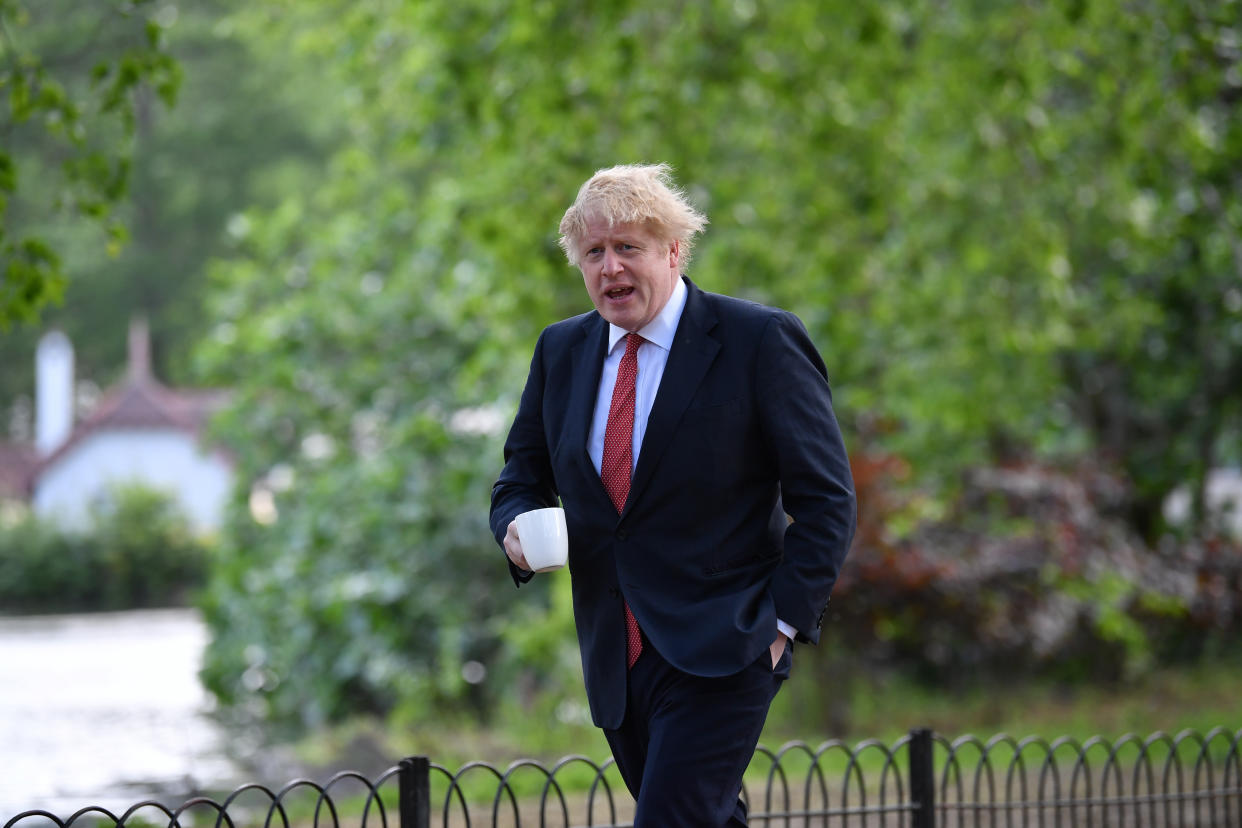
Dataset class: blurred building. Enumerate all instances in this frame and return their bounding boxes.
[0,320,232,533]
[0,444,37,507]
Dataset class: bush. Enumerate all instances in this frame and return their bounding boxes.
[771,453,1242,733]
[819,456,1242,685]
[0,512,102,609]
[90,484,210,608]
[0,485,209,613]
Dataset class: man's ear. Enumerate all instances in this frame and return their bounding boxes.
[668,239,680,269]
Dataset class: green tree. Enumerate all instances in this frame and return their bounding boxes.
[0,0,179,325]
[198,0,1241,730]
[0,0,336,432]
[1049,1,1242,537]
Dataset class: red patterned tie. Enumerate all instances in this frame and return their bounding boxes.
[601,332,643,669]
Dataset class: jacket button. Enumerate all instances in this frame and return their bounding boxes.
[608,588,619,598]
[616,529,628,540]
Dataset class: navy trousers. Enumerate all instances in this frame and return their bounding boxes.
[603,638,792,827]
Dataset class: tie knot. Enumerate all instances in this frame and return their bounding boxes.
[624,332,643,356]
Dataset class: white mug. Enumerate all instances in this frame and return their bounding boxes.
[515,507,569,572]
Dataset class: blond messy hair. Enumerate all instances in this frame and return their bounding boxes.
[558,163,709,269]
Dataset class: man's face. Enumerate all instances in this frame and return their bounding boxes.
[577,220,680,332]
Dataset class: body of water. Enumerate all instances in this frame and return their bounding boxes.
[0,609,246,822]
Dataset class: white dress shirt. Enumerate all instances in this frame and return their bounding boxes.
[587,277,687,475]
[586,277,798,643]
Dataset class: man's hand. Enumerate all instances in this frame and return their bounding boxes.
[503,520,532,573]
[769,631,789,669]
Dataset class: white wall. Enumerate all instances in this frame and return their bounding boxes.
[33,429,232,533]
[35,331,74,456]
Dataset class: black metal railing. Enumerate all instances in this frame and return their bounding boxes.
[5,728,1240,827]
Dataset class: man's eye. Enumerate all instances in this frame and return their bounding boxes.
[587,247,603,256]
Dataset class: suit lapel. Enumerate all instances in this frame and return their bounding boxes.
[626,279,720,513]
[567,313,612,507]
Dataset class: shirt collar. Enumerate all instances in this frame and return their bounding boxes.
[607,276,687,355]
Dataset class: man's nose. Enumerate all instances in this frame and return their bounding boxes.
[601,248,622,276]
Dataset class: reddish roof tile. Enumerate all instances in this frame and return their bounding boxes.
[0,443,37,499]
[34,376,231,476]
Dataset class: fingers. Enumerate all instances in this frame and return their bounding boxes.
[770,632,789,669]
[503,520,531,572]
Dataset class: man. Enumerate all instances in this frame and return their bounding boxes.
[490,164,855,826]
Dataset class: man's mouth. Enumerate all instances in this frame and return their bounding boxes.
[605,286,634,300]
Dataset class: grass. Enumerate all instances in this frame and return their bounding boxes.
[284,658,1242,773]
[248,661,1241,827]
[766,659,1242,747]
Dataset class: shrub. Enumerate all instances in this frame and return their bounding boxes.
[0,485,209,613]
[821,456,1242,685]
[89,484,210,608]
[0,511,101,609]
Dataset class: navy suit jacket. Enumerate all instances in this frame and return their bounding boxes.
[490,277,856,729]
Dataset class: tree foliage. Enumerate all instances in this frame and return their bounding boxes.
[197,0,1242,730]
[0,0,335,433]
[0,0,179,325]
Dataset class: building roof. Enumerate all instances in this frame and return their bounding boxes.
[0,443,37,500]
[35,380,230,472]
[27,318,231,481]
